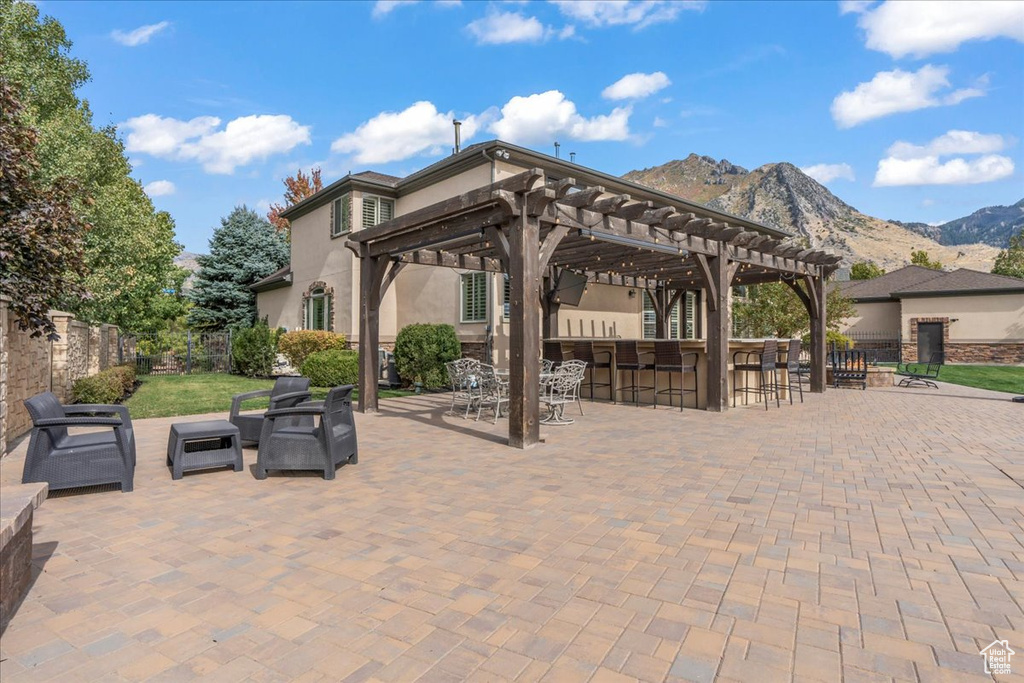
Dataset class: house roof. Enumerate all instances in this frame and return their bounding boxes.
[279,140,791,239]
[250,265,292,293]
[839,266,945,301]
[893,268,1024,297]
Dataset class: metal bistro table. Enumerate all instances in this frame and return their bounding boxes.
[495,368,569,424]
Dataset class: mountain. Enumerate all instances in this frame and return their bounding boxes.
[623,154,999,271]
[173,251,202,290]
[900,199,1024,247]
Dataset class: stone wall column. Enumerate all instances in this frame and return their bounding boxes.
[50,313,74,403]
[87,326,102,375]
[1,299,9,455]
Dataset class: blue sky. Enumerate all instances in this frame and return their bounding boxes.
[41,0,1024,253]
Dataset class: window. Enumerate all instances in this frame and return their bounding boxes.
[362,195,395,228]
[642,292,684,339]
[304,288,331,330]
[461,272,487,323]
[332,194,351,236]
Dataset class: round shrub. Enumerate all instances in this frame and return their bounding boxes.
[394,323,460,389]
[301,349,358,387]
[278,330,347,369]
[802,330,854,349]
[72,373,123,405]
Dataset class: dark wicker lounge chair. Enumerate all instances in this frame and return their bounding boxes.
[22,392,136,493]
[255,385,358,480]
[229,376,311,445]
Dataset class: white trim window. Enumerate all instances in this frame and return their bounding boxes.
[304,287,331,330]
[331,194,351,236]
[362,195,395,228]
[643,291,698,339]
[461,272,488,323]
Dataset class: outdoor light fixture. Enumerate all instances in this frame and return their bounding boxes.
[576,228,689,256]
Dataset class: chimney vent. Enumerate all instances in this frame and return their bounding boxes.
[570,152,576,163]
[453,120,462,155]
[554,141,560,159]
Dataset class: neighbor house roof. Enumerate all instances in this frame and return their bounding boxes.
[351,170,401,187]
[839,266,945,302]
[893,268,1024,297]
[250,265,292,293]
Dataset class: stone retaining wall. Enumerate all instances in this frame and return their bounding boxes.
[0,298,120,455]
[901,342,1024,365]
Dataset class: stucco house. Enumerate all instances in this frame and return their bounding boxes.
[838,265,1024,364]
[253,140,788,362]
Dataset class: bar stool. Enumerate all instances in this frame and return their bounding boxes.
[775,339,804,404]
[653,341,699,410]
[573,341,613,402]
[543,340,566,365]
[732,339,780,410]
[614,341,654,406]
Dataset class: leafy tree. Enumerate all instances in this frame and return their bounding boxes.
[733,281,856,339]
[850,261,885,280]
[1,0,180,331]
[132,266,193,333]
[188,207,289,330]
[268,167,323,235]
[910,250,942,270]
[991,228,1024,279]
[0,79,89,339]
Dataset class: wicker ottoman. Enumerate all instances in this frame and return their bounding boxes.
[167,420,243,480]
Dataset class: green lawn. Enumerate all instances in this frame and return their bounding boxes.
[124,374,412,419]
[889,363,1024,394]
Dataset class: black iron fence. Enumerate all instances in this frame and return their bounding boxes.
[846,331,902,363]
[119,331,232,375]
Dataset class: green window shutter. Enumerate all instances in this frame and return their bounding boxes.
[461,273,487,322]
[329,201,335,236]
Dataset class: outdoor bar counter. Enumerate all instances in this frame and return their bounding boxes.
[545,338,798,409]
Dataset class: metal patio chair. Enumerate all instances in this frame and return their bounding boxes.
[895,354,942,389]
[541,362,584,425]
[473,364,509,424]
[446,358,481,417]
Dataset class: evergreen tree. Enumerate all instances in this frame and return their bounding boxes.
[188,207,289,330]
[910,250,942,270]
[992,228,1024,279]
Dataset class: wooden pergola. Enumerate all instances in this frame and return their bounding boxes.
[348,169,841,448]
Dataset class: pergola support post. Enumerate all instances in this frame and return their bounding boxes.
[701,248,731,411]
[808,271,827,393]
[507,207,542,448]
[357,249,387,414]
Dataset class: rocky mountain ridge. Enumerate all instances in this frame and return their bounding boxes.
[623,154,999,271]
[899,199,1024,248]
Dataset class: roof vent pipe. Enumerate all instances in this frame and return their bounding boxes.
[570,152,576,163]
[554,141,560,159]
[453,120,462,155]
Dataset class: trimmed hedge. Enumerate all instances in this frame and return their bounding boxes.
[278,330,347,369]
[72,364,137,404]
[301,349,359,388]
[394,323,460,389]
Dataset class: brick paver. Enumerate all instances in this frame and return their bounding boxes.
[1,382,1022,681]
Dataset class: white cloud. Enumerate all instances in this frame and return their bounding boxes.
[466,10,573,44]
[831,65,985,128]
[838,0,875,14]
[854,1,1024,58]
[467,11,545,44]
[885,130,1009,159]
[111,21,170,47]
[489,90,631,144]
[143,180,176,197]
[372,0,416,18]
[122,114,311,174]
[602,72,671,100]
[331,101,488,164]
[551,0,705,30]
[801,163,856,184]
[653,116,668,128]
[874,130,1015,186]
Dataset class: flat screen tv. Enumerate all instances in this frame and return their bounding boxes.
[550,269,587,307]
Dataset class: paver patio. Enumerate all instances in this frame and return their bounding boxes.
[1,382,1022,682]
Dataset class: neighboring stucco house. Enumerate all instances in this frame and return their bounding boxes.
[253,141,785,362]
[838,265,1024,364]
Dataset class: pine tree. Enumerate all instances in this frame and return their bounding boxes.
[187,207,289,330]
[992,228,1024,279]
